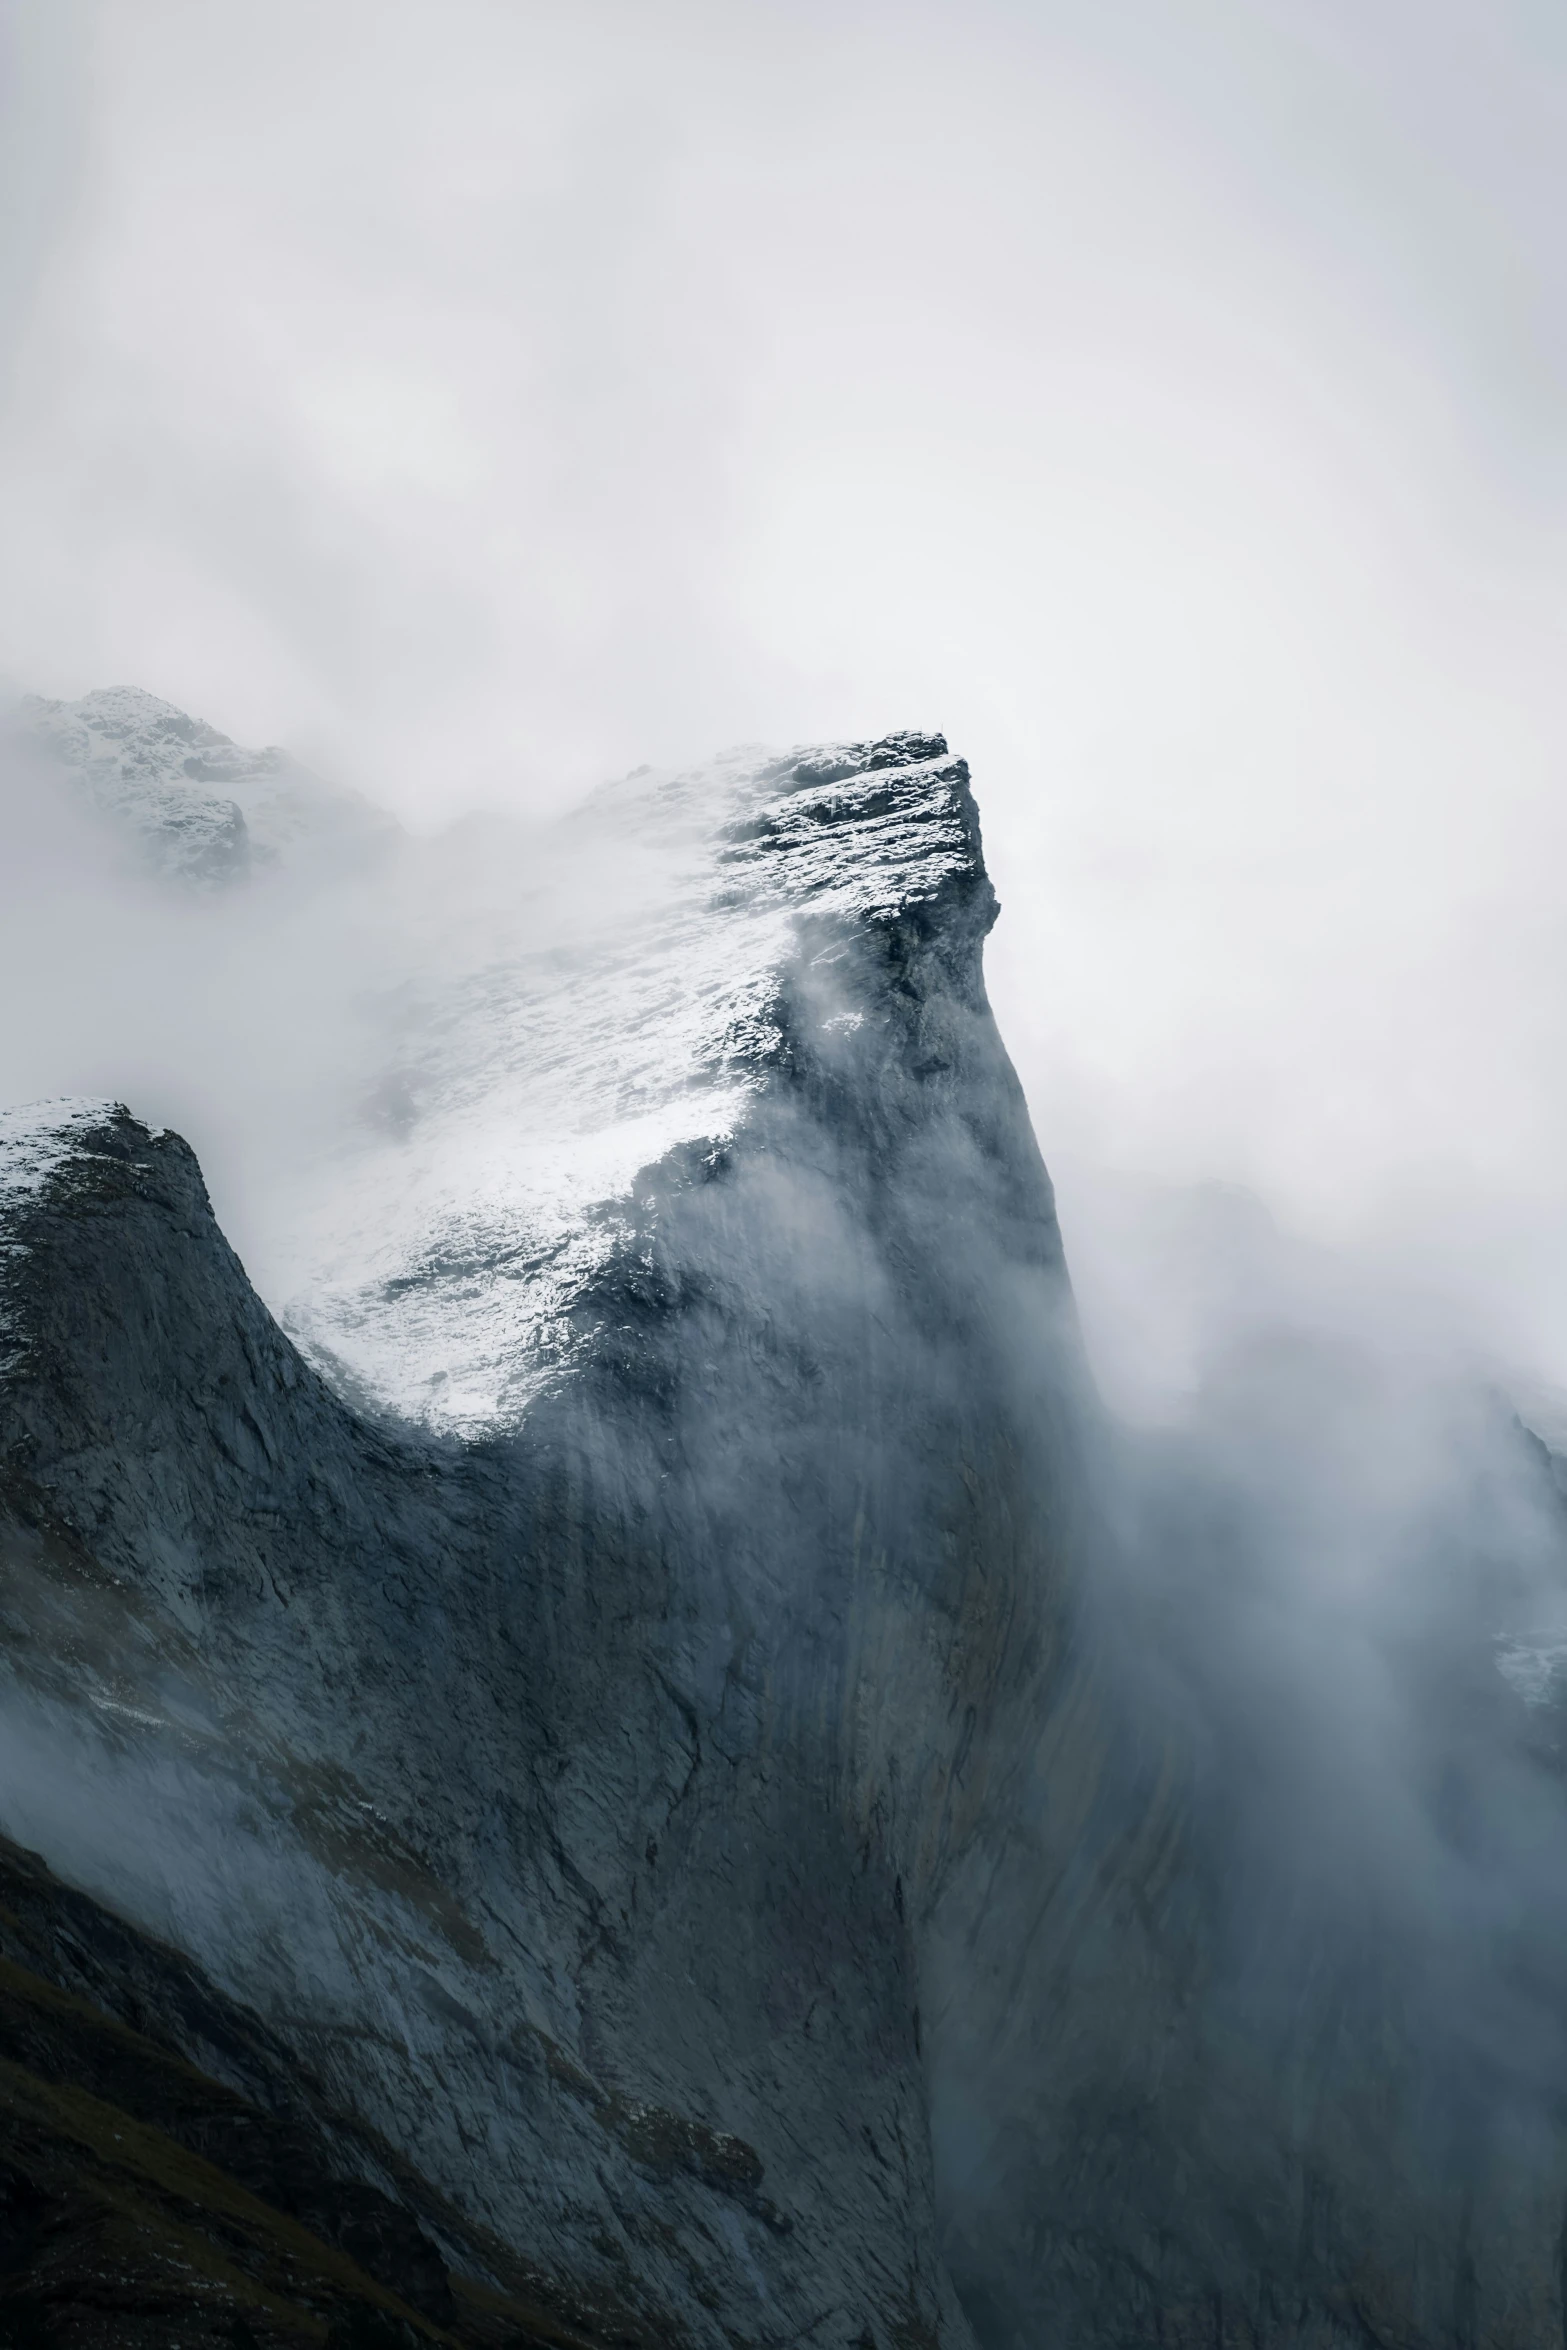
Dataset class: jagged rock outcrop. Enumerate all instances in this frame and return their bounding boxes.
[5,719,1567,2350]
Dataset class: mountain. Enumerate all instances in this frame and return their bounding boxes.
[10,686,399,883]
[0,729,1088,2349]
[3,712,1567,2349]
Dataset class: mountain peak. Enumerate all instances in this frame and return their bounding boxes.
[278,728,1018,1432]
[13,684,398,881]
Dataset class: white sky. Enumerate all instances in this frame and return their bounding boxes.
[3,0,1566,1392]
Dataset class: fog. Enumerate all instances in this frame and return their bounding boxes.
[5,25,1567,2320]
[2,0,1566,1401]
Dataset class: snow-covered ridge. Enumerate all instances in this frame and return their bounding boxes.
[0,712,985,1436]
[281,731,985,1432]
[14,685,398,882]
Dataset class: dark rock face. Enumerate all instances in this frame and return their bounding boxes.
[4,725,1567,2350]
[0,1827,665,2345]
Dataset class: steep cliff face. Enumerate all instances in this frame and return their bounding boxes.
[0,733,1091,2349]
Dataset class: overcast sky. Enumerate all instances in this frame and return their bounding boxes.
[3,0,1566,1390]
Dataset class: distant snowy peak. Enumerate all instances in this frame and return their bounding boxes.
[16,685,399,884]
[20,688,250,885]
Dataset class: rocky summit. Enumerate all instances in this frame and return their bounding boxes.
[4,708,1567,2349]
[11,686,399,884]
